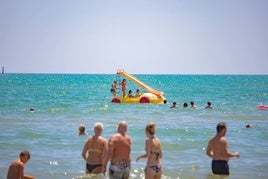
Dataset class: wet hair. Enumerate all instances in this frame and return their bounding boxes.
[183,102,188,108]
[146,122,156,135]
[79,124,85,133]
[207,101,211,106]
[246,124,252,128]
[20,150,30,160]
[216,122,226,133]
[94,122,103,132]
[173,102,176,105]
[190,101,194,106]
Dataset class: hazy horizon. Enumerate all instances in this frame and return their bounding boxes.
[1,0,268,75]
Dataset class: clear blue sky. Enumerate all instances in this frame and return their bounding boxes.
[1,0,267,74]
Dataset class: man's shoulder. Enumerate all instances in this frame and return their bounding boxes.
[12,159,24,167]
[110,133,130,141]
[208,135,215,141]
[125,135,131,140]
[219,136,227,143]
[109,133,119,141]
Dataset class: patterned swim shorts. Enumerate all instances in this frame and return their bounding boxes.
[109,161,131,179]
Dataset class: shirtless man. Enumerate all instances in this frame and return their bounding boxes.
[7,150,35,179]
[82,122,108,175]
[206,122,240,175]
[103,121,131,179]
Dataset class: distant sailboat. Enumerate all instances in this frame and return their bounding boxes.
[2,66,4,74]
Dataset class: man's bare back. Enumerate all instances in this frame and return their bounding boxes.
[110,133,131,163]
[207,135,230,161]
[7,151,35,179]
[206,122,239,175]
[103,121,132,178]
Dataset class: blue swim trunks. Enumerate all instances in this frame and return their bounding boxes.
[212,160,229,175]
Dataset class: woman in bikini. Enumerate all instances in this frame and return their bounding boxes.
[121,79,127,97]
[82,122,108,175]
[136,122,163,179]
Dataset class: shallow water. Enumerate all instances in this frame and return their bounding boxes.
[0,74,268,179]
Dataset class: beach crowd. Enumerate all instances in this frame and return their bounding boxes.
[8,120,241,179]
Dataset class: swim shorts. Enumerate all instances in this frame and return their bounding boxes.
[212,160,229,175]
[109,161,131,179]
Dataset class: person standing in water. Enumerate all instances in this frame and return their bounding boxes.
[136,122,163,179]
[103,121,131,179]
[206,122,240,175]
[121,79,127,97]
[111,81,117,96]
[82,122,108,175]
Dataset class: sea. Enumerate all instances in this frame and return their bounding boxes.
[0,73,267,179]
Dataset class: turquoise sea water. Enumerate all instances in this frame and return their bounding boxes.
[0,74,268,179]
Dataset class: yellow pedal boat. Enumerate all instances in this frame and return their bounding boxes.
[111,70,166,104]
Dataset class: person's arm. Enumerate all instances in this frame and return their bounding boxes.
[206,139,213,158]
[82,137,90,161]
[222,139,240,158]
[103,136,114,175]
[23,175,36,179]
[158,139,163,159]
[136,140,149,162]
[102,139,108,162]
[102,139,108,171]
[20,163,36,179]
[18,163,24,179]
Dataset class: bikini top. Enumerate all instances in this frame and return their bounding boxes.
[88,138,102,153]
[150,151,160,160]
[88,149,101,153]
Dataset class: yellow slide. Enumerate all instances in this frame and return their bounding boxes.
[117,70,163,97]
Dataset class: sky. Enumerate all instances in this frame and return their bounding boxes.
[0,0,268,74]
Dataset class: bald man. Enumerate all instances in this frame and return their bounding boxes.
[103,121,131,179]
